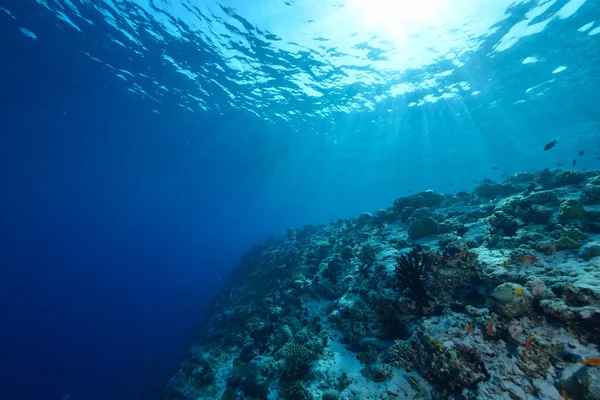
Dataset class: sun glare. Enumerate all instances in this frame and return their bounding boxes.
[347,0,452,44]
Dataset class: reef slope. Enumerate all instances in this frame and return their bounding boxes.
[165,169,600,400]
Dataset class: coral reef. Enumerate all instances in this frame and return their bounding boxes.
[164,169,600,400]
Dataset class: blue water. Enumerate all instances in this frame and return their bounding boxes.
[1,0,599,399]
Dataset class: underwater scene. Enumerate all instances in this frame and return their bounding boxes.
[2,0,600,399]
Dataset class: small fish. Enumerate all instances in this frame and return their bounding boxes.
[459,250,467,258]
[561,389,569,400]
[525,336,534,351]
[492,166,500,170]
[488,285,520,304]
[514,287,524,295]
[408,189,412,193]
[490,195,499,202]
[466,323,473,335]
[544,140,557,151]
[579,150,585,156]
[526,385,536,394]
[406,376,422,393]
[503,260,508,268]
[487,320,494,336]
[572,160,577,166]
[520,255,539,264]
[555,162,564,166]
[581,356,600,366]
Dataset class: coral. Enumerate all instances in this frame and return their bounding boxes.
[553,170,586,187]
[394,246,431,306]
[358,245,377,267]
[355,212,373,229]
[474,181,520,198]
[558,199,586,224]
[361,361,393,382]
[410,316,489,392]
[522,204,553,224]
[340,246,353,261]
[277,342,316,377]
[488,211,519,237]
[246,317,267,335]
[384,340,414,369]
[323,256,345,281]
[165,168,600,400]
[283,380,309,400]
[407,208,438,239]
[581,183,600,205]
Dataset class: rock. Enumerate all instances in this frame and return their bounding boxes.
[438,219,461,234]
[578,242,600,261]
[581,184,600,205]
[489,211,519,237]
[535,241,556,255]
[560,282,600,307]
[561,366,600,400]
[407,208,438,239]
[539,298,600,334]
[517,338,560,378]
[585,205,600,223]
[554,237,582,251]
[242,356,276,397]
[322,390,340,400]
[411,316,488,391]
[558,199,586,224]
[522,205,554,224]
[527,279,553,300]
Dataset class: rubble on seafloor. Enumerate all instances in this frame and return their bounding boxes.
[164,169,600,400]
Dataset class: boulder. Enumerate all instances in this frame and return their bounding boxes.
[578,242,600,261]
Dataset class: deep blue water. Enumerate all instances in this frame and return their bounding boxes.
[1,0,599,399]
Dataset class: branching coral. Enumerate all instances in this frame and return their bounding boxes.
[395,246,431,306]
[283,380,309,400]
[277,342,315,377]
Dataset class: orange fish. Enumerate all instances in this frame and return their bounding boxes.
[525,336,534,351]
[581,356,600,366]
[521,255,539,264]
[561,389,569,400]
[459,250,467,258]
[466,323,473,335]
[487,320,494,336]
